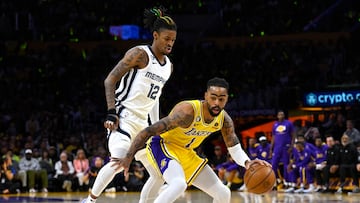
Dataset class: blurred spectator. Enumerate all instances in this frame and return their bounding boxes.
[18,149,48,193]
[344,120,360,145]
[73,149,90,191]
[54,151,75,192]
[88,156,104,191]
[39,149,55,179]
[336,134,359,193]
[0,156,21,194]
[208,145,227,173]
[124,161,146,192]
[322,135,341,193]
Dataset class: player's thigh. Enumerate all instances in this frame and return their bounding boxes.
[108,130,131,158]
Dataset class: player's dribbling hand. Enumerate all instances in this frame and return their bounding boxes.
[245,159,272,170]
[104,108,119,131]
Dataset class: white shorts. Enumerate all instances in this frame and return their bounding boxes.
[108,108,148,158]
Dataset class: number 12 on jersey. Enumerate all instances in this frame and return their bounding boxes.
[147,83,160,100]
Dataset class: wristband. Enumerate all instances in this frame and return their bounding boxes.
[106,108,118,122]
[228,144,250,168]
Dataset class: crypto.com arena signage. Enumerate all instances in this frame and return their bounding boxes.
[303,90,360,107]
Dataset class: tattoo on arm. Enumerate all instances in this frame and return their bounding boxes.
[126,104,194,158]
[104,48,148,109]
[221,112,240,147]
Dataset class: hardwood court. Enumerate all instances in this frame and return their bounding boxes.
[1,190,360,203]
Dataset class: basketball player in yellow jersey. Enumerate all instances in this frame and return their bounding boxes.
[112,77,271,203]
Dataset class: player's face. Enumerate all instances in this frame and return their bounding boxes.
[205,86,228,117]
[153,29,177,55]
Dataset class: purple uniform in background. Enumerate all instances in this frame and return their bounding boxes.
[314,144,328,164]
[271,119,294,182]
[258,143,271,162]
[288,147,314,185]
[248,143,260,160]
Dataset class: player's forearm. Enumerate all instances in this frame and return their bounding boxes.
[104,76,117,110]
[126,130,152,159]
[228,144,251,168]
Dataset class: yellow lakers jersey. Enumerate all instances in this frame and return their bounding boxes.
[159,100,224,149]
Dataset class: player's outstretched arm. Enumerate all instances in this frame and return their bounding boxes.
[221,111,271,169]
[111,101,194,172]
[103,47,148,130]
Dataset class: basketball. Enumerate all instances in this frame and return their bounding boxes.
[244,163,276,194]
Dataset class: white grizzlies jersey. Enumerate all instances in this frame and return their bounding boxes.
[115,45,172,120]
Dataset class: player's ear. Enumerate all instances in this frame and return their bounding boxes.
[153,31,159,40]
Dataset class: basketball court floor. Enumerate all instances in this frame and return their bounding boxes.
[1,190,360,203]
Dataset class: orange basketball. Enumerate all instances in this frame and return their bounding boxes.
[244,163,276,194]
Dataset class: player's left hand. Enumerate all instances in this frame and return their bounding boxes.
[245,159,272,170]
[104,109,119,131]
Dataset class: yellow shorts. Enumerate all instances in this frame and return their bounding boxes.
[147,136,208,185]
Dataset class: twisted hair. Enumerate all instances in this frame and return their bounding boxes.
[143,6,177,33]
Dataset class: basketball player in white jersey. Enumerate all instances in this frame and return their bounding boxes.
[111,77,271,203]
[82,6,177,203]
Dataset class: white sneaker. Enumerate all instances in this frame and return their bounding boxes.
[284,187,294,193]
[105,187,116,193]
[314,186,321,192]
[294,187,304,193]
[29,188,36,193]
[303,185,315,193]
[336,187,342,194]
[42,188,48,193]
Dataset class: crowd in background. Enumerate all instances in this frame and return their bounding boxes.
[1,0,360,194]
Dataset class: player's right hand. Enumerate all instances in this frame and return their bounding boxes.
[111,157,132,175]
[104,108,119,131]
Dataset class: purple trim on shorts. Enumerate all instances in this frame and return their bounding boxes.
[149,136,171,174]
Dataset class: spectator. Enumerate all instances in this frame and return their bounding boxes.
[344,120,360,145]
[124,161,146,192]
[39,149,55,179]
[322,135,341,193]
[4,151,26,191]
[88,157,104,191]
[54,151,75,192]
[0,156,21,194]
[208,145,227,173]
[73,149,90,191]
[336,133,359,193]
[18,149,48,193]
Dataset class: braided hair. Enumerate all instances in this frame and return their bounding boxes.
[143,6,177,33]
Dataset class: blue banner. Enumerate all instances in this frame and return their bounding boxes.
[303,90,360,107]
